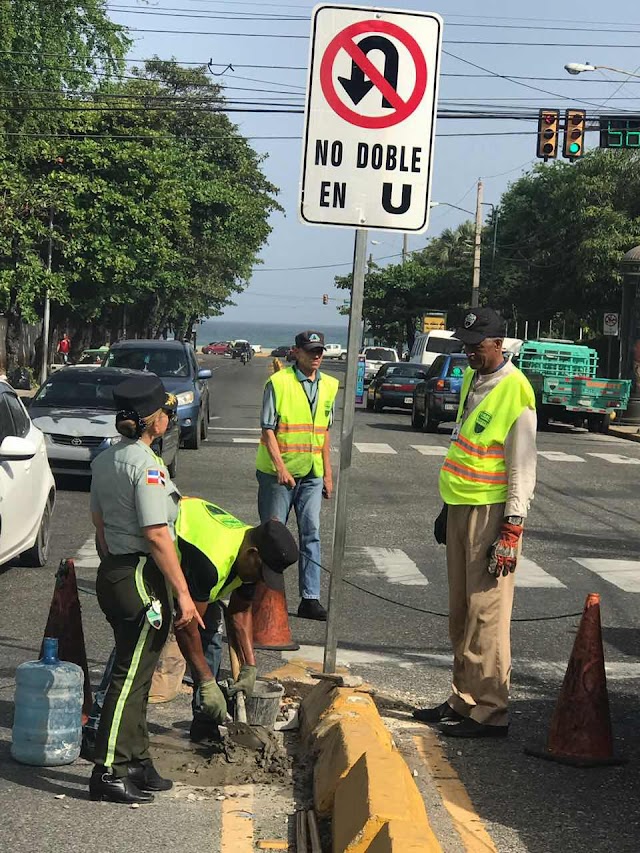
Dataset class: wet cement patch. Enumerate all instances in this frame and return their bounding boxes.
[150,728,293,789]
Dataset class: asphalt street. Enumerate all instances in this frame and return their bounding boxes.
[2,352,640,851]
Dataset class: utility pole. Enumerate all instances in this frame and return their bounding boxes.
[40,207,53,386]
[471,179,483,308]
[402,233,408,264]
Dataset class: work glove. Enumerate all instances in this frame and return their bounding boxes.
[200,679,228,724]
[433,505,448,545]
[488,522,523,578]
[226,664,257,699]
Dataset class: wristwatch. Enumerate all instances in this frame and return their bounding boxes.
[505,515,524,525]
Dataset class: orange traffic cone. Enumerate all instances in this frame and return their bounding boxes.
[525,593,624,767]
[252,579,300,651]
[41,559,93,724]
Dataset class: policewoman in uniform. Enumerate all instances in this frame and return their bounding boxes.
[171,497,299,741]
[413,308,537,738]
[89,374,203,804]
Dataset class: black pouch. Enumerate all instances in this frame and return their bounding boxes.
[433,505,448,545]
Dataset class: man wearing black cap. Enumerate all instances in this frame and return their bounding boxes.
[171,497,299,740]
[413,308,537,738]
[256,330,339,621]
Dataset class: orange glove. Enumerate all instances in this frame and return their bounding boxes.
[488,522,523,577]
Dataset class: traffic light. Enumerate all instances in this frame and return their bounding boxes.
[563,109,586,160]
[537,109,559,160]
[322,293,329,304]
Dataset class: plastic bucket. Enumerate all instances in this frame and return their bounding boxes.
[245,680,284,729]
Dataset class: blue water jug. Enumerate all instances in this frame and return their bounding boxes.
[11,637,83,766]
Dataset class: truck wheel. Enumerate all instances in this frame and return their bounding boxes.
[537,412,550,431]
[340,352,347,361]
[588,414,609,434]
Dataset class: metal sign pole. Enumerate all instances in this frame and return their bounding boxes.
[323,227,367,674]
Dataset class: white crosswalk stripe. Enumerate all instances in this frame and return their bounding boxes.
[587,453,640,465]
[515,556,567,588]
[411,445,447,456]
[351,546,428,586]
[354,442,397,454]
[571,558,640,593]
[73,536,99,569]
[232,437,260,444]
[537,451,584,463]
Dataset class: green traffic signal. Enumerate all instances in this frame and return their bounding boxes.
[569,142,581,154]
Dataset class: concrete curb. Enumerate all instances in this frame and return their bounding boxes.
[609,426,640,444]
[300,681,440,852]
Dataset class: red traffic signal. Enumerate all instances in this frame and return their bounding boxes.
[563,109,586,160]
[537,109,559,160]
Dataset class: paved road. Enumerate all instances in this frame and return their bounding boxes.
[1,353,640,851]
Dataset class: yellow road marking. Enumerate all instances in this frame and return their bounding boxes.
[220,785,254,853]
[414,733,498,853]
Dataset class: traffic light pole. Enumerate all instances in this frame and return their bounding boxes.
[323,227,367,674]
[471,179,483,308]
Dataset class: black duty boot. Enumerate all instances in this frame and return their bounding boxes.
[297,599,327,621]
[412,702,464,725]
[89,766,154,804]
[127,760,173,792]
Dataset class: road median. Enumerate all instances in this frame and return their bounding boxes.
[300,679,441,852]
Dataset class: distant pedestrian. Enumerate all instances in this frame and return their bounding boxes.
[413,307,537,738]
[256,330,339,620]
[57,332,71,364]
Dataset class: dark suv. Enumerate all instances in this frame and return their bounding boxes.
[411,353,468,432]
[105,340,212,449]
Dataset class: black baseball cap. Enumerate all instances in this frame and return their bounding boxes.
[295,330,326,351]
[252,519,299,589]
[113,375,175,419]
[454,307,506,345]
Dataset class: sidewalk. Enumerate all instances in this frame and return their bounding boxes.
[609,423,640,443]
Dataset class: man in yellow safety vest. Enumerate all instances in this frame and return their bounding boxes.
[256,330,339,621]
[413,307,537,738]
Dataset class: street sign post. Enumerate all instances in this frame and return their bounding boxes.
[604,312,619,337]
[300,4,442,233]
[299,5,443,674]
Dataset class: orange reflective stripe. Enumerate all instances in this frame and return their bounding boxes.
[277,423,328,433]
[276,443,322,454]
[442,459,508,485]
[455,434,504,459]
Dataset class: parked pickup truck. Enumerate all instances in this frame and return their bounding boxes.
[516,340,631,433]
[323,343,346,360]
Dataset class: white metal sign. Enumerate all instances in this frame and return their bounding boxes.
[603,312,619,336]
[299,4,443,233]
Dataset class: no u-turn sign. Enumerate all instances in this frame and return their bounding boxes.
[299,4,443,233]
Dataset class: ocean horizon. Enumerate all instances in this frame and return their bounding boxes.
[195,319,349,350]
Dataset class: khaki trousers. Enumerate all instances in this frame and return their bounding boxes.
[446,504,517,727]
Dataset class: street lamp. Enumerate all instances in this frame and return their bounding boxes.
[565,62,640,79]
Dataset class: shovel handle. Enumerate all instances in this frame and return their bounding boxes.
[222,604,248,724]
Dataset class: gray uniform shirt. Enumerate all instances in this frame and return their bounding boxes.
[90,439,181,555]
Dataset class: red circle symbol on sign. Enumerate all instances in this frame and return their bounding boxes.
[320,19,427,130]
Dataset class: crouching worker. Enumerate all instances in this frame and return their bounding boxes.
[173,497,299,742]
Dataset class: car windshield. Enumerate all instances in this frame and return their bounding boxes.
[426,337,463,354]
[366,348,396,361]
[33,374,127,409]
[386,365,427,379]
[105,348,189,377]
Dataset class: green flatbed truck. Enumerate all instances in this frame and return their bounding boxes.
[516,340,632,433]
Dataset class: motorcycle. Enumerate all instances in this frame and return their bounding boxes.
[240,350,249,365]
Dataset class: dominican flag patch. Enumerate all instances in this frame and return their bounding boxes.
[146,468,166,486]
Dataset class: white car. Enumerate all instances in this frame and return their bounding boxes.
[323,343,346,360]
[0,381,56,567]
[361,346,399,383]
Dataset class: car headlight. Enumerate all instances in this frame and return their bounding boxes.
[176,391,194,406]
[105,436,121,446]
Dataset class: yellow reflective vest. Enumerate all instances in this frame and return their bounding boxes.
[256,366,339,478]
[439,366,536,506]
[175,498,250,603]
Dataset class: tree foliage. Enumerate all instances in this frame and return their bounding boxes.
[0,4,280,367]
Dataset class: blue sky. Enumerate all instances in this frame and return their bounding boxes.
[108,0,640,324]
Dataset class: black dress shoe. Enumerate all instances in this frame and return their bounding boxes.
[413,702,464,725]
[297,599,327,621]
[89,767,155,804]
[127,761,173,792]
[440,718,509,739]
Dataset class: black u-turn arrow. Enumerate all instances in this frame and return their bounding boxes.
[338,35,399,109]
